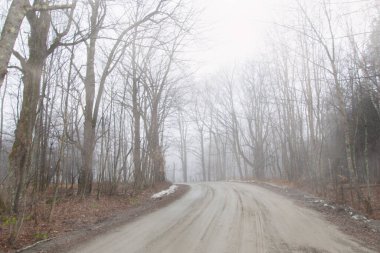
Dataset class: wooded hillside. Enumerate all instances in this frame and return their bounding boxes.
[0,0,380,248]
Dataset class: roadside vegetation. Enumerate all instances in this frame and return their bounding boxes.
[0,0,380,251]
[0,0,194,250]
[181,1,380,220]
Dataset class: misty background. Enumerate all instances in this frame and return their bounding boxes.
[0,0,379,216]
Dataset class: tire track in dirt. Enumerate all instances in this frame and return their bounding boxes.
[193,184,233,253]
[70,182,375,253]
[143,184,216,252]
[237,187,267,253]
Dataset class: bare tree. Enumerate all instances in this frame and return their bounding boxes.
[0,0,73,89]
[8,0,75,214]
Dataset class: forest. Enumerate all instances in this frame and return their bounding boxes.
[0,0,379,248]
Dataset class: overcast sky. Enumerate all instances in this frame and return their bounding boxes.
[189,0,293,75]
[189,0,375,76]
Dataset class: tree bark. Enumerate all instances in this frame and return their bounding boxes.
[77,0,101,195]
[9,6,51,213]
[0,0,30,88]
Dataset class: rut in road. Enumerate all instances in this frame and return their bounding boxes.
[70,182,374,253]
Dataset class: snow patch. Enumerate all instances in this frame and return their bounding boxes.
[264,182,287,190]
[227,180,256,183]
[323,203,336,209]
[351,214,367,221]
[151,185,178,199]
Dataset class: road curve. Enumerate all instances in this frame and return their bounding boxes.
[70,182,373,253]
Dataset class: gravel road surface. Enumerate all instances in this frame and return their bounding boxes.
[70,182,374,253]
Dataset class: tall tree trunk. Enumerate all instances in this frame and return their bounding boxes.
[9,6,50,214]
[77,0,101,195]
[207,123,212,181]
[0,0,29,88]
[200,130,206,181]
[0,74,8,157]
[132,29,143,190]
[151,102,165,183]
[182,140,187,182]
[178,112,187,182]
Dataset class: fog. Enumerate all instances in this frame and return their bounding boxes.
[169,0,378,183]
[0,0,379,219]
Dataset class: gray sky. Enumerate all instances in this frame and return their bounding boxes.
[190,0,292,75]
[189,0,375,76]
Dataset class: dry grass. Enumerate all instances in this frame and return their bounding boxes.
[267,179,380,220]
[0,182,171,252]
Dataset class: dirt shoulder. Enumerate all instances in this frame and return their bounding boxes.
[4,183,189,253]
[251,181,380,252]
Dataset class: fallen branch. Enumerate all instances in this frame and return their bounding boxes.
[16,237,53,253]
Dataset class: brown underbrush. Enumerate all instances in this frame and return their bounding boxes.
[0,181,172,252]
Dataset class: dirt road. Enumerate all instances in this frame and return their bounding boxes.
[69,182,374,253]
